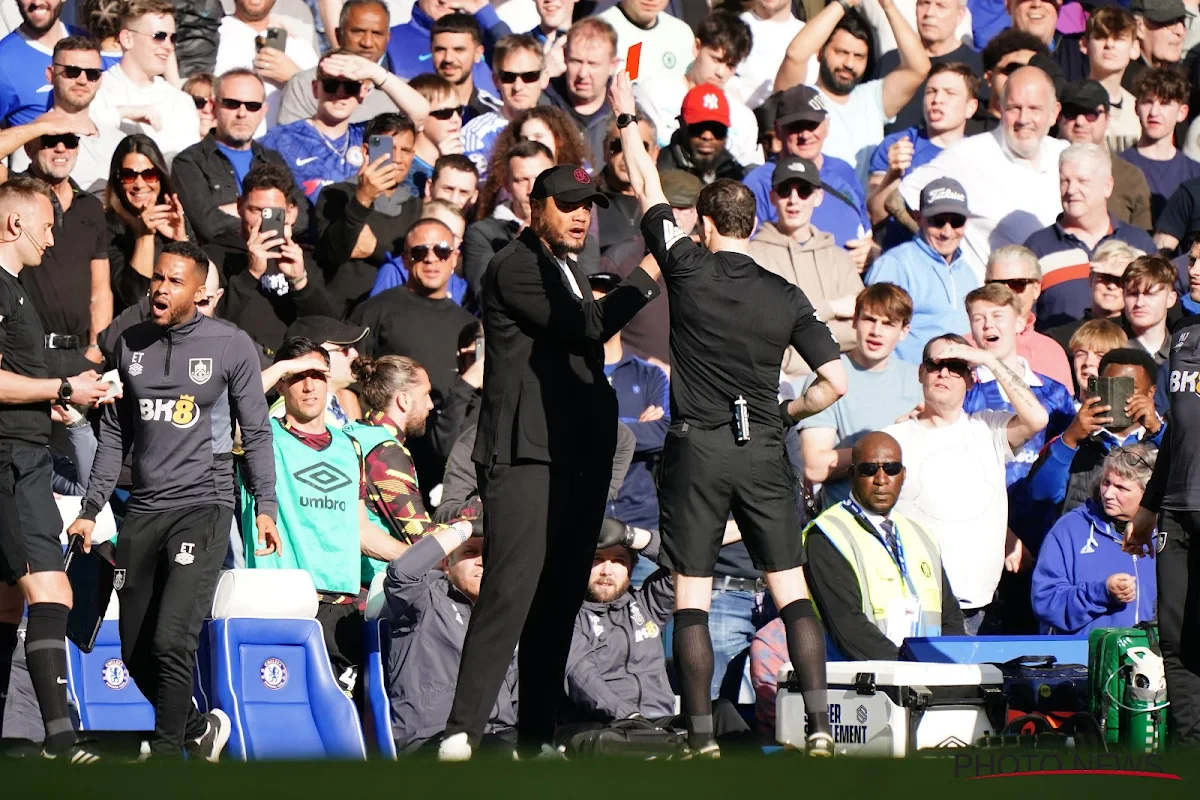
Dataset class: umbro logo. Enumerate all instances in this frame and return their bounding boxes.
[293,462,353,493]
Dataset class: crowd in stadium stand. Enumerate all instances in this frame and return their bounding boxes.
[2,0,1198,757]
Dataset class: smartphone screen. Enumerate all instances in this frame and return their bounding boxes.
[368,134,393,168]
[1089,376,1135,429]
[260,207,286,254]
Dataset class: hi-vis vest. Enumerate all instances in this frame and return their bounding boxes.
[802,502,943,641]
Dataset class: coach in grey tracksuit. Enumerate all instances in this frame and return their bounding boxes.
[384,534,518,753]
[73,242,278,759]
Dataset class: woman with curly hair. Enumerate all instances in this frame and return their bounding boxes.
[475,106,592,222]
[105,135,193,311]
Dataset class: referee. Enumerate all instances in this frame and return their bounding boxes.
[609,73,849,758]
[68,242,281,761]
[0,177,112,762]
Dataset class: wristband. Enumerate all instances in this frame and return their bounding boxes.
[622,525,639,549]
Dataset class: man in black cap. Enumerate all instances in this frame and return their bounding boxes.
[609,71,849,759]
[1056,80,1152,231]
[438,163,662,760]
[1123,0,1188,93]
[263,316,371,427]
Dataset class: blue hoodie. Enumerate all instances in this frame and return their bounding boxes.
[605,352,669,530]
[1031,500,1157,635]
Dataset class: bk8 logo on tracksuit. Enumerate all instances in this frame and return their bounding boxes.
[138,395,201,429]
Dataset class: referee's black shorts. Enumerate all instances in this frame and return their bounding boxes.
[0,441,65,585]
[658,421,804,577]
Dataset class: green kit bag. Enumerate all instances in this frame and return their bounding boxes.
[1087,623,1169,752]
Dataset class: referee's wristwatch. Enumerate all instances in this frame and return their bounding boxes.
[616,113,639,130]
[56,378,72,405]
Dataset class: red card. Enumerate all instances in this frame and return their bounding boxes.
[626,43,642,81]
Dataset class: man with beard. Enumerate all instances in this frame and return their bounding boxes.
[424,12,502,125]
[67,241,281,760]
[774,0,931,183]
[213,0,319,133]
[173,69,309,250]
[0,177,113,763]
[656,84,745,186]
[437,164,662,761]
[0,0,117,127]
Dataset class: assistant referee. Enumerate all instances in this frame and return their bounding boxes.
[609,73,849,758]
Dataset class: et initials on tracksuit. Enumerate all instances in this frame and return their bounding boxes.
[80,312,277,756]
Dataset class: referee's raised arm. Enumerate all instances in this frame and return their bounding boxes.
[608,73,669,217]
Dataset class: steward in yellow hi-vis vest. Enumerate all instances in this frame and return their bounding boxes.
[802,432,965,660]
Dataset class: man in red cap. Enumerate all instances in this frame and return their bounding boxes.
[657,83,746,185]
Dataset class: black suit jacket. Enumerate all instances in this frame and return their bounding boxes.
[473,228,660,468]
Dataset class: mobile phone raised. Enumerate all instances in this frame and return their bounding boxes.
[1088,375,1135,430]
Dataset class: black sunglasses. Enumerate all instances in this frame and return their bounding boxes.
[409,243,454,262]
[853,461,904,478]
[999,61,1026,76]
[190,93,210,109]
[428,105,464,120]
[320,77,362,95]
[218,97,265,112]
[118,166,161,184]
[40,133,80,149]
[687,121,729,139]
[987,278,1039,292]
[775,180,817,199]
[608,138,654,155]
[926,213,967,229]
[54,63,102,82]
[922,357,972,378]
[498,70,541,84]
[1064,108,1103,123]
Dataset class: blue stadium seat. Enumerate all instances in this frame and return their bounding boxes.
[206,569,367,761]
[65,594,155,732]
[362,573,396,759]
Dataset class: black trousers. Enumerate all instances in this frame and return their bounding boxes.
[116,505,230,756]
[445,461,609,749]
[1158,509,1200,745]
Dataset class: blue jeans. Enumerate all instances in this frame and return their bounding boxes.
[710,589,777,701]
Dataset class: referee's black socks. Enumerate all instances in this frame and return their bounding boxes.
[25,603,76,754]
[672,608,715,749]
[0,621,16,726]
[779,599,830,736]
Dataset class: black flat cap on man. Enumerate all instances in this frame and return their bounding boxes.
[284,316,369,346]
[1132,0,1186,23]
[531,165,610,207]
[1061,80,1110,113]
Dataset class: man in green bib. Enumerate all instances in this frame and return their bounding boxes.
[802,431,966,659]
[242,336,417,694]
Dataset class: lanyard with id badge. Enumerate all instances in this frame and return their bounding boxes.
[842,499,921,644]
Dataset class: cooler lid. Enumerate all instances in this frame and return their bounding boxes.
[778,660,1004,687]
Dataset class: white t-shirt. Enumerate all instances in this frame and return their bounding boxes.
[213,16,320,136]
[89,63,202,166]
[727,11,817,110]
[599,6,695,84]
[884,410,1014,609]
[819,79,889,187]
[859,0,973,55]
[634,74,763,167]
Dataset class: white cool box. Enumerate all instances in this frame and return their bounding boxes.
[777,661,1008,756]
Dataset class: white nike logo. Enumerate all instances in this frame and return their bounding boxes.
[56,677,68,685]
[296,156,318,166]
[419,53,433,61]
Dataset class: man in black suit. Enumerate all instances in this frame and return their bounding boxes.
[438,165,662,760]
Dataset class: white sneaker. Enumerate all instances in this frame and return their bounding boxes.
[437,732,473,762]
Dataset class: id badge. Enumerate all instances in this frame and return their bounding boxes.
[883,597,920,645]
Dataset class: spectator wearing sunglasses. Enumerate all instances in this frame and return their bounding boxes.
[542,18,620,176]
[182,73,217,139]
[884,333,1049,634]
[315,112,422,313]
[16,117,112,382]
[1025,143,1156,331]
[212,0,319,135]
[596,115,658,253]
[408,73,467,196]
[278,0,400,127]
[983,246,1074,389]
[103,134,192,312]
[173,69,310,252]
[88,0,201,165]
[203,163,339,358]
[1045,241,1140,359]
[4,36,124,195]
[462,34,547,180]
[348,218,477,494]
[656,84,745,186]
[1031,443,1159,635]
[867,177,978,363]
[261,50,429,204]
[0,0,118,128]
